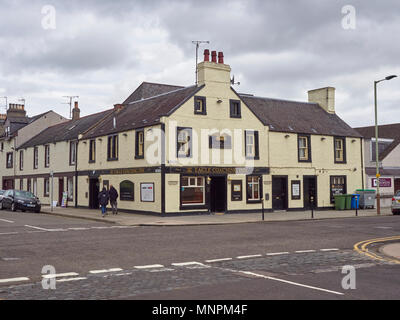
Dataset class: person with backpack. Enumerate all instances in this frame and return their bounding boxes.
[109,185,119,215]
[98,187,109,217]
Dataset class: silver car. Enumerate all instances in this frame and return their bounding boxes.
[392,191,400,215]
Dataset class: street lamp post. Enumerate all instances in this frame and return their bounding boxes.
[374,75,397,215]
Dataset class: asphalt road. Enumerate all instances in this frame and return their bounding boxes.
[0,209,399,300]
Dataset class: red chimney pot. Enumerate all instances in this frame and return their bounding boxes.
[211,51,217,63]
[218,52,224,64]
[204,49,210,62]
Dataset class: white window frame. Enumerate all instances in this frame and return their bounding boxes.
[181,176,205,205]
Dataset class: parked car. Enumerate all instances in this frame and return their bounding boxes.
[0,190,5,201]
[0,190,41,213]
[392,191,400,215]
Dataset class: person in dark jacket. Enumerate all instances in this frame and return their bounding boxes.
[109,185,119,215]
[98,187,109,217]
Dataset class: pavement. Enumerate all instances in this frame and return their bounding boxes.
[40,206,394,226]
[381,243,400,259]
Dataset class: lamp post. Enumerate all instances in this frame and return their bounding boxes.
[374,75,397,215]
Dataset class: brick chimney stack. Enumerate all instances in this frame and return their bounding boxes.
[72,101,80,120]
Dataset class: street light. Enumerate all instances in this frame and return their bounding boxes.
[374,74,397,215]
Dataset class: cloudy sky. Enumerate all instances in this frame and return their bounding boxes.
[0,0,399,127]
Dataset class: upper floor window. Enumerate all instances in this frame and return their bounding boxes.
[19,150,24,171]
[334,137,346,163]
[69,141,77,166]
[135,129,144,159]
[33,147,38,169]
[194,96,206,115]
[6,152,13,168]
[89,139,96,163]
[44,145,50,168]
[245,130,259,160]
[177,127,192,158]
[230,100,241,118]
[107,135,118,161]
[370,138,392,162]
[298,135,311,162]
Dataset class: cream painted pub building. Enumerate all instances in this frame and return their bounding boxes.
[1,50,364,215]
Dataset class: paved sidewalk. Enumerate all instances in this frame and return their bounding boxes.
[381,243,400,260]
[41,206,393,227]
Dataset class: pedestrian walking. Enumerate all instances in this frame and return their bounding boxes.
[98,187,109,217]
[109,185,119,215]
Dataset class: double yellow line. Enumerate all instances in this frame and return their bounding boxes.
[354,235,400,264]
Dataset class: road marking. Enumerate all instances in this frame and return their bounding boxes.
[67,227,89,231]
[2,258,21,261]
[171,262,203,266]
[266,252,289,256]
[0,232,19,236]
[295,250,316,253]
[375,226,393,229]
[42,272,79,279]
[56,277,87,283]
[114,272,132,276]
[134,264,164,269]
[0,277,30,283]
[354,235,400,264]
[205,258,233,263]
[0,218,14,223]
[91,227,110,230]
[89,268,123,274]
[320,248,339,252]
[238,271,344,296]
[24,225,50,231]
[237,254,263,259]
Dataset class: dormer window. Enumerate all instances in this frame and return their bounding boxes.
[194,96,206,115]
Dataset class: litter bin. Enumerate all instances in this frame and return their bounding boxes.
[351,194,360,209]
[345,194,352,210]
[334,194,346,210]
[356,189,376,209]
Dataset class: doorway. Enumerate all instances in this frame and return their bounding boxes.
[272,176,288,210]
[89,178,100,209]
[209,176,226,213]
[394,178,400,194]
[58,178,64,206]
[303,176,317,209]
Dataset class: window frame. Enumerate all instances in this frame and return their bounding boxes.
[135,129,145,159]
[334,137,346,164]
[6,152,13,168]
[44,178,50,197]
[229,99,241,118]
[107,134,119,161]
[44,145,50,168]
[194,96,207,115]
[177,127,192,158]
[245,130,259,160]
[33,147,39,169]
[69,141,77,166]
[19,150,24,171]
[298,134,311,163]
[330,175,347,203]
[246,175,263,203]
[89,139,96,163]
[180,175,207,208]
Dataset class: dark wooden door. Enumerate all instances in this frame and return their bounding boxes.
[304,176,317,209]
[210,176,226,213]
[89,178,100,209]
[272,177,287,210]
[58,178,64,206]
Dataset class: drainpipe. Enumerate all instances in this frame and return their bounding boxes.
[360,137,364,189]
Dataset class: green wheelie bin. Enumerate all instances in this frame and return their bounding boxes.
[344,194,352,210]
[334,195,346,210]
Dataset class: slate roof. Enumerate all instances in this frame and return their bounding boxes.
[123,82,184,104]
[354,123,400,161]
[239,95,362,138]
[83,85,202,139]
[19,109,113,149]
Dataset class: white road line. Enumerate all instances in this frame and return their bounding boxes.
[0,232,19,236]
[89,268,123,274]
[42,272,79,279]
[56,277,87,283]
[239,271,344,296]
[205,258,233,263]
[134,264,164,269]
[237,254,263,259]
[67,227,89,231]
[171,262,204,266]
[320,248,339,252]
[114,273,132,276]
[24,225,50,231]
[266,252,289,256]
[90,227,110,230]
[295,250,316,253]
[0,218,14,223]
[0,277,30,283]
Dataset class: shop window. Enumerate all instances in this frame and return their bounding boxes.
[135,129,144,159]
[298,135,311,162]
[120,180,134,201]
[334,137,346,163]
[330,176,346,203]
[67,177,74,201]
[107,135,118,161]
[245,130,259,160]
[177,127,192,158]
[181,176,205,205]
[230,100,241,118]
[6,152,13,168]
[247,175,261,202]
[194,96,206,115]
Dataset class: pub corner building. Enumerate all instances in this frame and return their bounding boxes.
[0,49,364,215]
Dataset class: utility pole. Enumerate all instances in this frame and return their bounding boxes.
[192,41,210,85]
[62,96,79,119]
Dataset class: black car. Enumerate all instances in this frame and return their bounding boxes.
[0,190,41,213]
